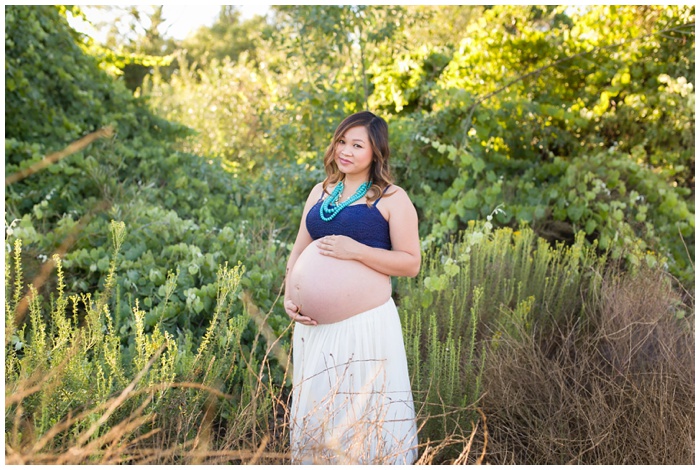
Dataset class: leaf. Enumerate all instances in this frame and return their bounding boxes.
[566,203,585,222]
[472,157,486,174]
[462,189,479,209]
[444,262,460,277]
[97,257,110,272]
[585,218,597,234]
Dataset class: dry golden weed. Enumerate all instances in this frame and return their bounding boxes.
[478,267,694,465]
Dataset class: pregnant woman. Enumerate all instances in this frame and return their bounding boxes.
[284,111,421,464]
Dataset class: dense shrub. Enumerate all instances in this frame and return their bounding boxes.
[384,6,695,283]
[4,6,293,345]
[478,267,694,464]
[397,221,607,460]
[146,6,695,284]
[7,224,693,464]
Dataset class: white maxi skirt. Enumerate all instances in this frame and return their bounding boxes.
[290,298,418,465]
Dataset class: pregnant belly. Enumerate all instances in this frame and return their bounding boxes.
[288,243,392,324]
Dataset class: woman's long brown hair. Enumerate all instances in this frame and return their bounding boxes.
[322,111,394,205]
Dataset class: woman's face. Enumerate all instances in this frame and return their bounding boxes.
[334,125,373,180]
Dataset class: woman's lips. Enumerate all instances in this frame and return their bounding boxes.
[338,157,352,166]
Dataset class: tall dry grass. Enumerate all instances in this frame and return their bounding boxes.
[5,296,292,465]
[4,212,486,465]
[397,223,607,462]
[5,314,487,465]
[7,265,691,464]
[476,266,694,464]
[5,241,484,464]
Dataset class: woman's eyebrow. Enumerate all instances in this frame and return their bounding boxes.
[339,135,365,144]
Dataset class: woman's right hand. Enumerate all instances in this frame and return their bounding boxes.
[284,297,318,326]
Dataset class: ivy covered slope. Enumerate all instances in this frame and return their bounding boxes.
[380,6,695,283]
[5,6,286,343]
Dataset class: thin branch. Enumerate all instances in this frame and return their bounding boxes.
[475,407,488,464]
[677,224,694,271]
[6,126,114,185]
[357,18,369,109]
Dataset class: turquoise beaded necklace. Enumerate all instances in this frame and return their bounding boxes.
[319,180,372,221]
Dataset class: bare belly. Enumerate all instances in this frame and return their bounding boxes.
[288,243,392,324]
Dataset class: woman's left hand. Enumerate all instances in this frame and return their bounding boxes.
[317,235,363,260]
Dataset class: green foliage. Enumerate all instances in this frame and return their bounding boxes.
[179,6,269,67]
[72,5,179,91]
[152,5,424,174]
[5,6,123,147]
[5,6,293,343]
[381,5,694,283]
[6,6,185,225]
[144,52,277,169]
[20,5,689,293]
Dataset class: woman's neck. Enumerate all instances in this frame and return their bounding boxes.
[342,173,370,187]
[337,173,370,201]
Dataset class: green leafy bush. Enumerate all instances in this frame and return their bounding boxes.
[383,5,695,283]
[4,6,294,342]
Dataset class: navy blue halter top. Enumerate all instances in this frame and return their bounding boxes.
[306,187,392,250]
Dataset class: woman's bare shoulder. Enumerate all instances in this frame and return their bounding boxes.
[385,184,413,204]
[303,182,325,206]
[380,185,417,220]
[309,182,325,197]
